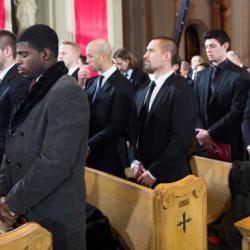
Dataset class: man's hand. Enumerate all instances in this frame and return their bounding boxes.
[195,128,220,153]
[0,197,17,228]
[137,171,156,188]
[132,163,146,179]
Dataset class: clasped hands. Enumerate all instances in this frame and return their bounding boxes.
[195,128,221,153]
[0,197,17,229]
[132,164,155,188]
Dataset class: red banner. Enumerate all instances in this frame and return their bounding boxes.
[74,0,107,56]
[0,0,5,29]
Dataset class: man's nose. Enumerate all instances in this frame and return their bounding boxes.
[15,55,22,64]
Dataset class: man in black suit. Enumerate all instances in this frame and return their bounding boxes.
[195,30,250,161]
[58,41,80,80]
[85,39,134,177]
[131,36,197,187]
[0,30,28,164]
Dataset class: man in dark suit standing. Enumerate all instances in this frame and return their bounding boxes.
[0,25,89,250]
[195,30,250,161]
[131,36,197,187]
[85,39,134,178]
[0,30,29,164]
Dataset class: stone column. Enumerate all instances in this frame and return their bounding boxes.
[231,0,250,65]
[107,0,123,51]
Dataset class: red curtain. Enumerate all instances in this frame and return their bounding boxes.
[0,0,5,29]
[74,0,107,56]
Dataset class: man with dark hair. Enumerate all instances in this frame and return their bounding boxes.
[0,24,89,250]
[195,29,250,161]
[131,36,197,187]
[0,30,29,164]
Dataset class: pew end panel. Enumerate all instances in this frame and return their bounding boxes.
[190,156,232,224]
[154,175,207,250]
[86,167,207,250]
[0,222,52,250]
[235,216,250,250]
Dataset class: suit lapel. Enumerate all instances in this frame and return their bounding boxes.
[208,71,230,105]
[144,73,173,125]
[92,71,119,104]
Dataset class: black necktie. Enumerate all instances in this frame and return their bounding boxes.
[123,72,129,79]
[210,66,220,93]
[144,81,156,111]
[92,75,104,102]
[139,81,156,128]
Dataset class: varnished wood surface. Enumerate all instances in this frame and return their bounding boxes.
[86,167,207,250]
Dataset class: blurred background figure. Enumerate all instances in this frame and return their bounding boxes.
[58,41,80,80]
[190,55,204,80]
[180,60,190,78]
[77,55,90,88]
[227,50,250,71]
[172,55,181,75]
[196,63,209,72]
[113,48,149,90]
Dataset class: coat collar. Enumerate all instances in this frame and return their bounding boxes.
[10,62,68,131]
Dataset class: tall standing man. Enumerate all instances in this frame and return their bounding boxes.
[85,39,134,177]
[195,30,250,161]
[0,24,89,250]
[0,30,29,164]
[132,36,197,187]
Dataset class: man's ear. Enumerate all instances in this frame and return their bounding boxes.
[3,46,13,57]
[223,42,230,51]
[42,48,53,61]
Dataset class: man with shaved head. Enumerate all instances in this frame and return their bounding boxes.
[85,39,134,177]
[131,36,197,187]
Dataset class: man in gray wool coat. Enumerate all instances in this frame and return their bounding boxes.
[0,24,89,250]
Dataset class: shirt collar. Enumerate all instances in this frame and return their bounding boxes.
[100,65,117,80]
[124,69,133,79]
[215,59,229,71]
[68,65,79,76]
[154,70,174,86]
[0,63,16,82]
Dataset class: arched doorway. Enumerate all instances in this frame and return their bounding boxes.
[185,25,200,61]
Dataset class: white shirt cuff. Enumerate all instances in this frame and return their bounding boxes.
[146,170,157,180]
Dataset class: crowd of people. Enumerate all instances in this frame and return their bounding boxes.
[0,24,249,250]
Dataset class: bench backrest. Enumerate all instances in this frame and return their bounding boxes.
[0,222,52,250]
[190,156,232,224]
[85,167,207,250]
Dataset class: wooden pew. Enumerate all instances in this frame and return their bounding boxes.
[190,155,232,224]
[0,222,52,250]
[190,155,250,250]
[85,167,207,250]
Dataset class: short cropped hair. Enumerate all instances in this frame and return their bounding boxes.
[17,24,59,57]
[61,41,80,56]
[113,48,138,68]
[204,29,231,46]
[0,30,17,57]
[152,36,178,65]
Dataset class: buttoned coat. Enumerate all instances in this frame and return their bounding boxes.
[0,63,89,250]
[0,65,29,162]
[194,60,250,160]
[85,70,134,177]
[135,73,197,184]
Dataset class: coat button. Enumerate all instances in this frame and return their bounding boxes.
[16,163,22,169]
[5,158,11,164]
